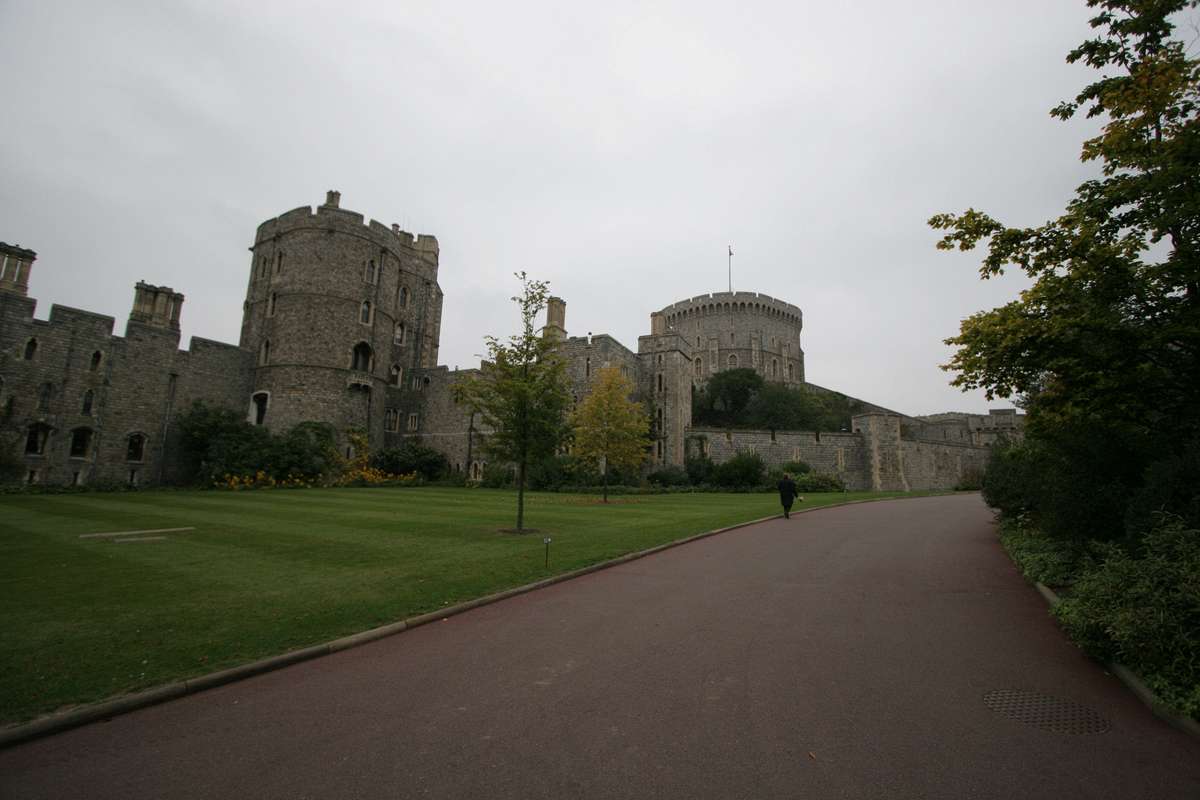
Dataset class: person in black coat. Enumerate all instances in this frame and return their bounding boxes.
[778,473,802,519]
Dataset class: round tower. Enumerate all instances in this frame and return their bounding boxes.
[239,191,443,452]
[654,292,804,386]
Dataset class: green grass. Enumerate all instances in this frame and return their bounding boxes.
[0,486,923,725]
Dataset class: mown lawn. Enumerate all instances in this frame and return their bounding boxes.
[0,486,923,724]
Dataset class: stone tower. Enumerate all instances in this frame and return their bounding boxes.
[239,191,443,452]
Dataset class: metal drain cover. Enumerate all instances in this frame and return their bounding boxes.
[983,689,1111,735]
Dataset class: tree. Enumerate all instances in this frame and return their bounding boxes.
[930,1,1200,537]
[568,366,651,502]
[693,368,764,426]
[929,0,1199,435]
[453,273,571,531]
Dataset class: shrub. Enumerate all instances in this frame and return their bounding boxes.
[712,452,765,488]
[954,466,984,491]
[1054,514,1200,719]
[793,472,845,492]
[481,463,515,488]
[685,456,714,486]
[781,460,812,475]
[372,442,450,482]
[999,517,1095,588]
[647,465,690,487]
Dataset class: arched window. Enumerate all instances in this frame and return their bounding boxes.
[37,382,52,412]
[728,354,738,368]
[657,373,663,392]
[772,359,778,378]
[268,293,277,317]
[352,342,373,372]
[394,322,405,345]
[25,424,49,455]
[69,428,93,458]
[398,286,409,307]
[126,433,146,462]
[24,338,37,360]
[81,390,94,415]
[276,252,284,274]
[360,301,372,325]
[365,260,378,284]
[390,364,403,386]
[251,392,269,426]
[259,339,271,365]
[90,350,102,371]
[787,363,795,380]
[695,357,702,376]
[585,358,591,378]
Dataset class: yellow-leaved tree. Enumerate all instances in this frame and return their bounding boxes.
[568,366,651,502]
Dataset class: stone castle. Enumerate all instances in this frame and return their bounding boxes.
[0,192,1020,490]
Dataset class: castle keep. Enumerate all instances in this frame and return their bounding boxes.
[0,193,1020,490]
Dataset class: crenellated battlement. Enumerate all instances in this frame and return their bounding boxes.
[253,193,439,262]
[655,291,803,329]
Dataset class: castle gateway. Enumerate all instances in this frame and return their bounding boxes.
[0,193,1019,490]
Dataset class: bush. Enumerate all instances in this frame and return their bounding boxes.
[685,456,714,486]
[781,460,812,475]
[954,466,984,491]
[982,442,1043,518]
[1054,514,1200,719]
[647,465,690,487]
[372,442,450,482]
[793,472,845,492]
[999,517,1095,588]
[712,452,765,488]
[481,463,515,488]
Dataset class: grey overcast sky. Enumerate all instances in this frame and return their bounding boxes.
[1,1,1110,415]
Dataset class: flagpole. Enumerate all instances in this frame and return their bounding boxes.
[728,245,732,293]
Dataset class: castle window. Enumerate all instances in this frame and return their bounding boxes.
[656,407,663,431]
[351,342,373,372]
[395,322,406,345]
[657,354,663,366]
[90,350,102,371]
[695,357,702,375]
[127,433,146,462]
[412,374,421,390]
[24,339,37,360]
[788,363,795,380]
[399,286,409,308]
[251,392,269,426]
[390,364,403,386]
[259,339,271,366]
[258,257,266,280]
[81,389,94,415]
[385,408,400,432]
[728,354,738,368]
[656,440,664,460]
[657,373,663,392]
[407,413,419,431]
[69,428,93,459]
[25,424,49,455]
[360,301,373,325]
[730,332,735,344]
[585,358,591,378]
[268,293,277,317]
[697,337,701,347]
[772,359,778,378]
[276,252,284,274]
[365,260,379,284]
[37,382,52,412]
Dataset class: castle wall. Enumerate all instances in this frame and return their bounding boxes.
[688,426,871,490]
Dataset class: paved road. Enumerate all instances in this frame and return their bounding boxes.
[3,495,1198,799]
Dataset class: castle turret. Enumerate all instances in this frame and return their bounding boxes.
[129,282,184,330]
[543,296,566,341]
[0,242,36,296]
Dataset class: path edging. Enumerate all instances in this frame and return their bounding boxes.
[1033,582,1200,741]
[0,493,936,749]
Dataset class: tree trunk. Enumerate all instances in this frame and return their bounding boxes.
[516,458,526,531]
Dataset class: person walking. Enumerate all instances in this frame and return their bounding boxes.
[778,472,802,519]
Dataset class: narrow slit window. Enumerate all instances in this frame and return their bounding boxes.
[81,389,94,415]
[127,433,146,462]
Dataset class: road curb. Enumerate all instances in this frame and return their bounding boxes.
[1033,582,1200,741]
[0,493,936,750]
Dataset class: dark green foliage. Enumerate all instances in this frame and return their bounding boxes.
[793,472,845,492]
[1054,515,1200,718]
[372,441,451,481]
[953,467,984,491]
[175,401,336,485]
[693,376,858,432]
[712,452,766,488]
[781,460,812,475]
[481,463,515,488]
[999,517,1098,588]
[647,465,690,487]
[685,455,714,485]
[525,454,574,491]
